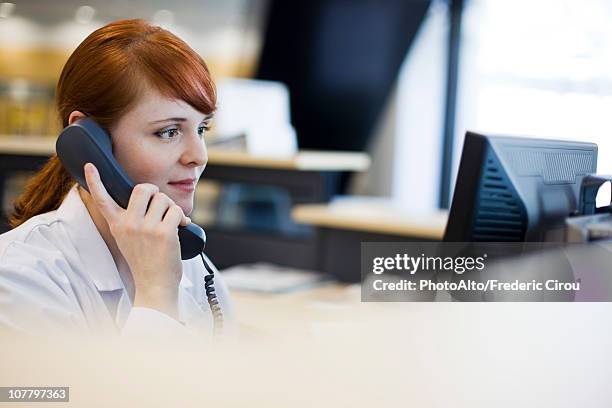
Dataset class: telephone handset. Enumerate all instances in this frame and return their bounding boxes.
[56,118,223,331]
[56,117,205,260]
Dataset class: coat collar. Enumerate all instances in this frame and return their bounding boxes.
[56,184,125,293]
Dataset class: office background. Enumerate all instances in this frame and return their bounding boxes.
[2,4,612,404]
[3,0,612,205]
[1,0,612,278]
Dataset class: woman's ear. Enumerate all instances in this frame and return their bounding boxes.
[68,111,87,125]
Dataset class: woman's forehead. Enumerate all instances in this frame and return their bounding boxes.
[123,87,205,123]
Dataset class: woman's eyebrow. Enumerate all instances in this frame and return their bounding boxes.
[149,117,187,124]
[149,114,213,125]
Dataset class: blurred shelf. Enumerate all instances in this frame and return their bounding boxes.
[207,148,370,171]
[0,135,55,155]
[0,136,370,172]
[0,136,372,274]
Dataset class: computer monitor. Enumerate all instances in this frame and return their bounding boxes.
[444,131,598,242]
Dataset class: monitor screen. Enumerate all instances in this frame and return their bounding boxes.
[444,131,598,242]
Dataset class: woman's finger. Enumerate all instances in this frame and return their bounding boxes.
[83,163,121,221]
[179,216,191,227]
[126,183,159,221]
[161,204,185,230]
[142,191,190,227]
[143,192,172,225]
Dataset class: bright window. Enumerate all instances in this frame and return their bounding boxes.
[453,0,612,199]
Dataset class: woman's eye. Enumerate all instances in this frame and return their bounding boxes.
[154,127,182,140]
[198,125,209,136]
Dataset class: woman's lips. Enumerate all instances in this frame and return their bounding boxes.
[168,179,196,193]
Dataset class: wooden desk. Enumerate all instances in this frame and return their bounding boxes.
[291,200,448,282]
[292,202,447,239]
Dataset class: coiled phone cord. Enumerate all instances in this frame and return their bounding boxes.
[200,252,224,333]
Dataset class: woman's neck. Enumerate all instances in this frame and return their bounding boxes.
[77,186,135,300]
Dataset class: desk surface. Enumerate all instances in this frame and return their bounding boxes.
[231,283,362,338]
[291,200,448,239]
[0,136,370,172]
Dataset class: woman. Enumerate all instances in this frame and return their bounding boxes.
[0,19,233,338]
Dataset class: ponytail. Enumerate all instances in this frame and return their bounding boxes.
[9,155,75,228]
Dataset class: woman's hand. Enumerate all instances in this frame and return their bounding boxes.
[83,162,190,320]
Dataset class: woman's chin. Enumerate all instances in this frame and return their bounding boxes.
[162,196,192,217]
[162,190,193,216]
[179,202,193,217]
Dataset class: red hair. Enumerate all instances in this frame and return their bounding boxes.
[10,19,216,227]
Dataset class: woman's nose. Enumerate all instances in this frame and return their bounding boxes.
[181,131,208,167]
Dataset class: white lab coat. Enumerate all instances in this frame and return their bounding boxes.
[0,184,234,339]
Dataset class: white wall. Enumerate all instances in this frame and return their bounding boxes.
[350,2,448,213]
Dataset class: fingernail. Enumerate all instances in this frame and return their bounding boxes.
[186,217,191,224]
